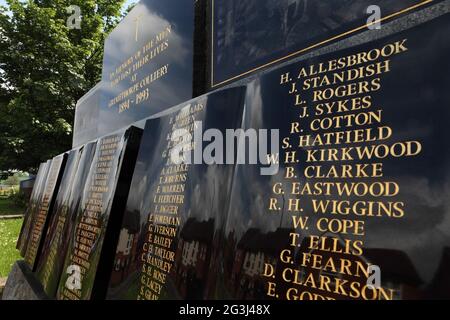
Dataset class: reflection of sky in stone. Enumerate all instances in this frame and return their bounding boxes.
[99,0,193,137]
[213,0,426,84]
[73,83,101,147]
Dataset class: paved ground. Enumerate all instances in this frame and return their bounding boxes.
[0,215,24,220]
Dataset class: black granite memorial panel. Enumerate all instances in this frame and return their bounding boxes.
[23,154,67,271]
[35,142,97,298]
[99,0,195,137]
[105,87,246,300]
[210,0,444,88]
[220,14,450,300]
[17,162,50,254]
[57,127,142,300]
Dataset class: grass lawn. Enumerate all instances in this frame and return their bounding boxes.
[0,197,24,216]
[0,219,23,277]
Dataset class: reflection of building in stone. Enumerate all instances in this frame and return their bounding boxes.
[225,228,292,300]
[224,229,428,300]
[182,240,201,267]
[117,229,134,256]
[172,218,215,299]
[242,251,265,277]
[110,210,140,286]
[363,248,423,300]
[293,235,423,300]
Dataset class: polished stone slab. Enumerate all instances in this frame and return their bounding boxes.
[23,154,67,271]
[99,0,195,137]
[57,127,143,300]
[17,162,50,255]
[35,142,97,298]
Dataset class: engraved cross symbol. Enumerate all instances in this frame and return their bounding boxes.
[134,14,143,42]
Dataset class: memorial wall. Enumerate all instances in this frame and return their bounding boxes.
[6,0,449,301]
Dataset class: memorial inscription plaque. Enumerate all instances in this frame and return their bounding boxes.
[106,87,246,300]
[221,14,450,300]
[210,0,444,88]
[57,127,142,300]
[35,142,97,298]
[17,162,50,254]
[100,0,195,136]
[23,154,67,271]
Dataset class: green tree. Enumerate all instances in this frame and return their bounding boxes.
[0,0,126,173]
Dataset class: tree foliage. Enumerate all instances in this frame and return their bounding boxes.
[0,0,126,173]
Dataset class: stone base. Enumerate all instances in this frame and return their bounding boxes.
[0,277,6,298]
[2,260,49,300]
